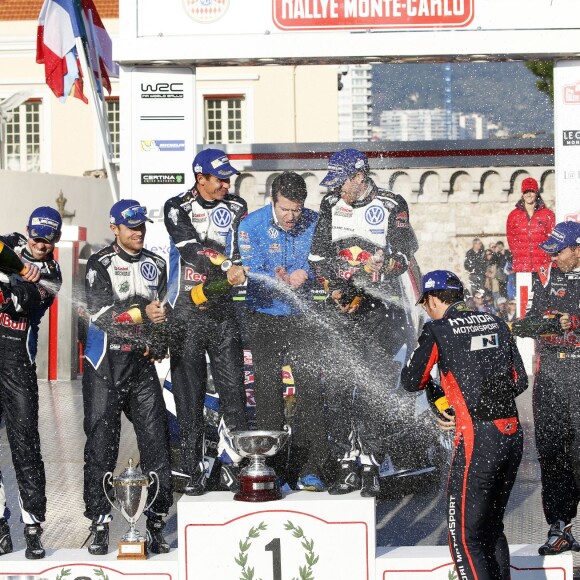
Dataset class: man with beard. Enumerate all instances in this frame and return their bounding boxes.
[308,148,417,497]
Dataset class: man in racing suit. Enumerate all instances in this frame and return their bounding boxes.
[515,220,580,555]
[402,270,527,580]
[164,148,248,495]
[83,200,173,556]
[0,206,62,559]
[238,171,329,491]
[308,148,418,497]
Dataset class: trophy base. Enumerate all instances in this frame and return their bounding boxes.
[117,540,147,560]
[234,474,282,502]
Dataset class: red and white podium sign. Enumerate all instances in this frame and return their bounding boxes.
[179,491,375,580]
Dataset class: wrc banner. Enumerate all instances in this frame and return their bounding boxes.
[120,66,196,260]
[554,60,580,223]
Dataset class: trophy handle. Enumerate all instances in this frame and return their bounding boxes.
[103,472,120,513]
[144,471,160,513]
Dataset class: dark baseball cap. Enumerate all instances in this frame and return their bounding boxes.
[417,270,464,305]
[192,149,240,178]
[539,221,580,254]
[109,199,152,227]
[28,206,62,242]
[320,148,369,188]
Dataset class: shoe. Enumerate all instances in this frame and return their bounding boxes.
[183,463,207,496]
[538,521,580,555]
[87,522,109,556]
[296,474,326,492]
[328,461,361,495]
[24,524,45,560]
[0,519,12,556]
[146,516,170,554]
[360,465,381,498]
[220,463,241,493]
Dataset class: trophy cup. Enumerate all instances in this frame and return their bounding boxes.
[103,458,159,560]
[230,428,290,502]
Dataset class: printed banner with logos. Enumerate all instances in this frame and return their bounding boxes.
[120,66,196,260]
[554,60,580,222]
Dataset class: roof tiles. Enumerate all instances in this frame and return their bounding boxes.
[0,0,118,21]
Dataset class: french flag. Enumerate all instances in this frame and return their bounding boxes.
[36,0,117,103]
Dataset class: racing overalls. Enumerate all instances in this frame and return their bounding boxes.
[82,242,172,521]
[526,263,580,525]
[401,302,528,580]
[164,186,248,476]
[0,233,61,524]
[308,179,417,463]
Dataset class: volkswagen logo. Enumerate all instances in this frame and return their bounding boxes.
[268,226,279,239]
[365,205,385,225]
[212,207,232,229]
[141,261,158,282]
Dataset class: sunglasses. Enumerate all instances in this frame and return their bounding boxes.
[121,206,148,220]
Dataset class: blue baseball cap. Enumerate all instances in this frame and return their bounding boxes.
[320,148,370,188]
[540,221,580,253]
[417,270,464,305]
[28,206,62,242]
[110,199,152,227]
[192,148,240,178]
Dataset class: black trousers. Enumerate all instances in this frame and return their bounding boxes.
[169,309,248,475]
[82,351,173,520]
[534,349,580,524]
[0,336,45,522]
[246,311,329,478]
[448,419,522,580]
[321,303,405,462]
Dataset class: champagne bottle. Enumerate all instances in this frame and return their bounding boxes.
[190,256,234,306]
[0,241,26,275]
[510,314,561,338]
[426,381,454,418]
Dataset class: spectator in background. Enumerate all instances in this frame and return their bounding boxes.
[494,241,512,298]
[506,177,555,274]
[483,249,501,305]
[503,299,518,323]
[496,296,508,320]
[464,238,486,294]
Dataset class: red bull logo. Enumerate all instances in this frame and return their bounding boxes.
[184,267,207,283]
[338,245,372,266]
[0,313,27,331]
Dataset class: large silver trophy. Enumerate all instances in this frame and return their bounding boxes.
[103,458,159,560]
[229,428,290,502]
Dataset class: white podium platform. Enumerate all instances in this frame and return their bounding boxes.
[178,490,376,580]
[0,548,178,579]
[376,545,573,579]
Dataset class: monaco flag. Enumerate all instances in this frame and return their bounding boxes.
[36,0,117,103]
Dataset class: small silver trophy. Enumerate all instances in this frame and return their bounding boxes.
[229,428,290,502]
[103,458,159,559]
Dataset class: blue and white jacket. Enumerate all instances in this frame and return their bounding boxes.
[238,204,318,316]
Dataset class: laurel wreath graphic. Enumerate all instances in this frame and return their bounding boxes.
[233,519,320,580]
[284,520,319,580]
[53,568,109,580]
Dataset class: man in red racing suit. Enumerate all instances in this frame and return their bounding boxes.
[402,270,527,580]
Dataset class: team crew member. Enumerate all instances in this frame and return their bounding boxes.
[164,149,248,495]
[83,200,173,556]
[308,148,417,497]
[0,207,62,560]
[517,221,580,555]
[402,270,527,580]
[238,172,329,491]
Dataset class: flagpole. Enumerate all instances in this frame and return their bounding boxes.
[75,36,119,203]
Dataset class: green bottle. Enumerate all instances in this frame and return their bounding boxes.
[190,259,234,306]
[0,241,26,275]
